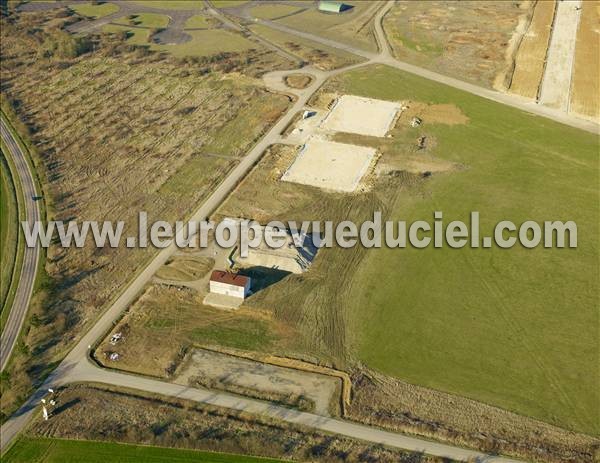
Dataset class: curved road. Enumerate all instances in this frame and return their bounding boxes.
[1,2,562,461]
[0,118,41,372]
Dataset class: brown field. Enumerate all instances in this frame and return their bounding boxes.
[383,1,532,88]
[509,0,556,99]
[570,1,600,121]
[284,74,313,90]
[0,9,291,420]
[28,384,442,463]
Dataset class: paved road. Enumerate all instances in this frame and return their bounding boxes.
[0,118,41,372]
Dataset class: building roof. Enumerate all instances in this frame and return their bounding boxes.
[318,1,345,13]
[210,270,250,287]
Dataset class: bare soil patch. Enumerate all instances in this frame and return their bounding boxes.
[175,348,341,415]
[384,1,532,88]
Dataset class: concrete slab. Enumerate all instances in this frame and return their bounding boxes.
[281,139,376,192]
[321,95,401,137]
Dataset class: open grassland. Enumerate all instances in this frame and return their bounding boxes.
[209,65,600,460]
[570,0,600,121]
[68,2,119,19]
[95,284,296,377]
[384,1,531,89]
[323,65,598,436]
[0,9,290,421]
[4,437,288,463]
[132,0,204,10]
[250,4,304,21]
[0,151,19,317]
[509,0,555,99]
[113,12,171,29]
[273,1,380,53]
[25,384,437,463]
[184,14,210,29]
[249,24,364,70]
[153,30,256,58]
[102,24,257,57]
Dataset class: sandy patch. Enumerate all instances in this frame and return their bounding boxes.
[321,95,401,137]
[281,139,377,192]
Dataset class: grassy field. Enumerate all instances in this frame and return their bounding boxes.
[131,1,204,10]
[327,65,598,435]
[94,284,293,377]
[68,2,119,19]
[153,30,256,58]
[274,1,379,52]
[250,4,304,20]
[184,14,210,29]
[4,437,288,463]
[113,13,171,29]
[249,24,363,70]
[102,24,256,57]
[0,150,19,317]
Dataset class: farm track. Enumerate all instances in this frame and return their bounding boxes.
[2,1,595,460]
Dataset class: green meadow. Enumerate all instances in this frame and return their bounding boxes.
[331,65,599,435]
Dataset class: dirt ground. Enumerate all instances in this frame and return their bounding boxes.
[570,0,600,121]
[154,256,214,282]
[509,0,556,99]
[29,384,443,463]
[175,348,341,416]
[383,1,532,88]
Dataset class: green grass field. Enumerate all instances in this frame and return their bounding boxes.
[329,65,599,435]
[102,25,255,57]
[249,4,304,20]
[113,13,170,29]
[131,1,204,10]
[184,14,210,29]
[3,437,288,462]
[68,2,119,19]
[0,150,19,315]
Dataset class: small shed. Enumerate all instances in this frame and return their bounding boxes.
[318,1,351,14]
[209,270,251,299]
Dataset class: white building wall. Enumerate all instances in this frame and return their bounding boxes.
[209,280,249,299]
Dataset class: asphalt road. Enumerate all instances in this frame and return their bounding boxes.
[0,118,41,372]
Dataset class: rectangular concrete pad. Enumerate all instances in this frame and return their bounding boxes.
[281,139,376,192]
[321,95,401,137]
